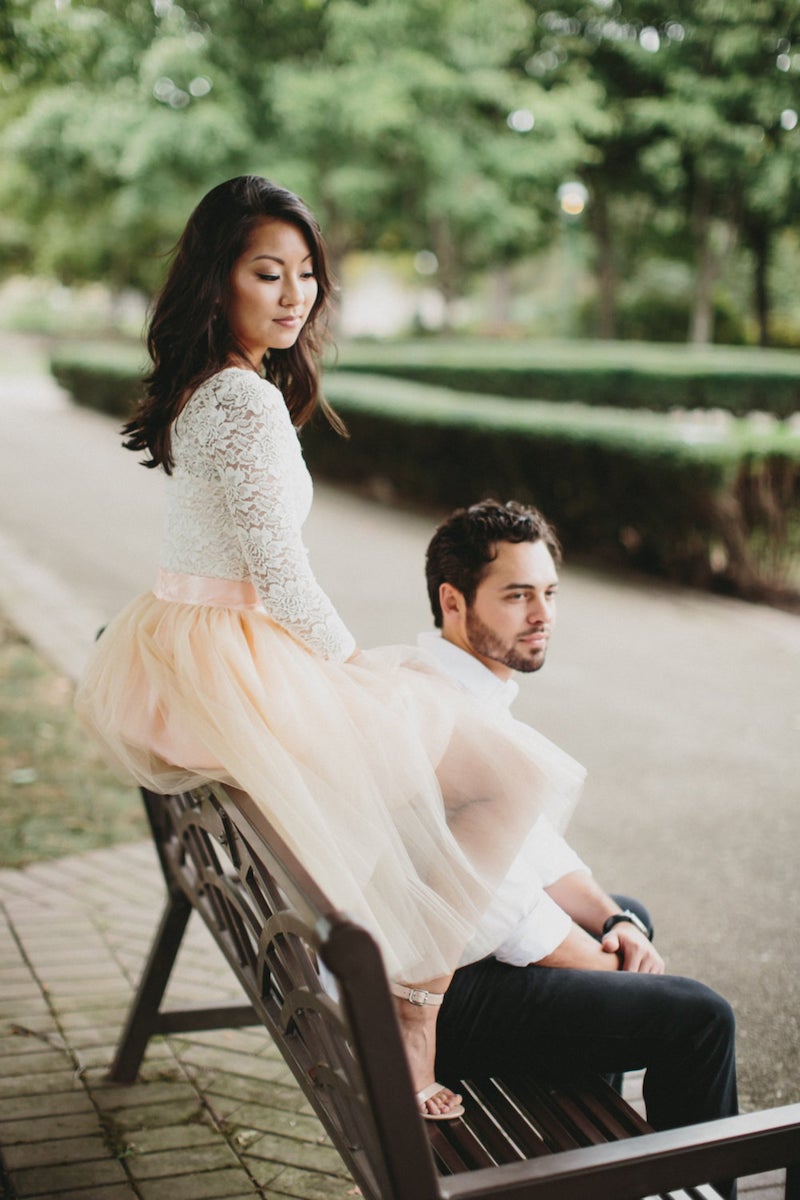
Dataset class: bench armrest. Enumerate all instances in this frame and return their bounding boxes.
[439,1105,800,1200]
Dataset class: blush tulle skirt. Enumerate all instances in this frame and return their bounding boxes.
[75,579,585,981]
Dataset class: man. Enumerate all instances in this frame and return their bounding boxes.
[423,500,737,1194]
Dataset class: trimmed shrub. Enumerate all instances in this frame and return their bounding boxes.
[615,293,748,345]
[306,373,800,605]
[337,339,800,418]
[48,344,800,605]
[50,342,146,419]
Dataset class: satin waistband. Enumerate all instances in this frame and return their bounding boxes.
[154,569,262,610]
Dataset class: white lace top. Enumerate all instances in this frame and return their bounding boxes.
[160,367,356,661]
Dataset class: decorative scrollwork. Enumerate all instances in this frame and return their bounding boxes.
[149,785,378,1176]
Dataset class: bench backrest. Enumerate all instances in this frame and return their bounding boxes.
[144,782,441,1200]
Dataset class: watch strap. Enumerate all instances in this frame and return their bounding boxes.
[602,910,651,940]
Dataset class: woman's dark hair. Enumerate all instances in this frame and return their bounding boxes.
[123,175,343,472]
[425,499,562,627]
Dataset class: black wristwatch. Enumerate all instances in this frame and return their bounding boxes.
[602,910,651,940]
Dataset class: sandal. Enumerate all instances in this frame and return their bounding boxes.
[415,1080,465,1121]
[390,983,465,1121]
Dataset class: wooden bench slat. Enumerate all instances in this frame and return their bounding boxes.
[458,1088,528,1165]
[500,1077,584,1151]
[429,1113,503,1172]
[542,1084,611,1146]
[462,1079,547,1161]
[579,1073,653,1137]
[559,1077,642,1141]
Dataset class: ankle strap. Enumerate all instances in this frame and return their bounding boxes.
[390,983,444,1007]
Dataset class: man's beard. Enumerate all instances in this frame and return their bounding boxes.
[465,609,547,674]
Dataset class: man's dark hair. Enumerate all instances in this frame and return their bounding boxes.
[425,499,562,628]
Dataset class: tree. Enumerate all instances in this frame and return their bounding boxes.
[631,0,800,344]
[0,0,255,289]
[262,0,601,318]
[6,0,796,341]
[519,0,800,343]
[0,0,595,311]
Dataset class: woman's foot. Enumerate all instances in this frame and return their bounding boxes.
[390,983,464,1120]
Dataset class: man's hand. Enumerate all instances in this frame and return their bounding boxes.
[601,924,665,974]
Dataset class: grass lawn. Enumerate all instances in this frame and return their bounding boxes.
[0,612,145,868]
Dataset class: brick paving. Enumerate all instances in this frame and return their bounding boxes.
[0,841,357,1199]
[0,839,786,1199]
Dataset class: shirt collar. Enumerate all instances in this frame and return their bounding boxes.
[416,631,520,709]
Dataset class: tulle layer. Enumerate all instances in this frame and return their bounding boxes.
[76,590,585,980]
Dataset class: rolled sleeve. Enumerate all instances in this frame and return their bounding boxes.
[528,817,590,887]
[459,818,588,968]
[493,892,573,966]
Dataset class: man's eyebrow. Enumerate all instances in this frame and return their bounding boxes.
[500,580,559,591]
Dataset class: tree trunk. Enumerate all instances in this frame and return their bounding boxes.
[588,190,617,339]
[318,213,349,338]
[691,245,715,345]
[689,176,737,346]
[487,265,513,331]
[750,223,771,348]
[690,178,715,345]
[430,216,461,331]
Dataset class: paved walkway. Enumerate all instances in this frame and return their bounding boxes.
[0,332,796,1197]
[0,842,356,1199]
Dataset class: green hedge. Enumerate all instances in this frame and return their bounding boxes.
[48,344,800,605]
[50,342,146,418]
[337,338,800,419]
[305,373,800,605]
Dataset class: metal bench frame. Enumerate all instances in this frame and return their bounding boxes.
[110,784,800,1200]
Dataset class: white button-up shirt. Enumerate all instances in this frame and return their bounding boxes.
[417,632,589,966]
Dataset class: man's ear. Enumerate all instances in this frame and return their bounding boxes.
[439,582,465,619]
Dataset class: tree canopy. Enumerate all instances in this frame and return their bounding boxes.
[1,0,798,341]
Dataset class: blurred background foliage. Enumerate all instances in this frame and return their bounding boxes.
[1,0,800,346]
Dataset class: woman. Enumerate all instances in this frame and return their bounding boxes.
[76,176,584,1120]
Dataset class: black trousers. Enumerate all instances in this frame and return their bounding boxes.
[436,899,738,1198]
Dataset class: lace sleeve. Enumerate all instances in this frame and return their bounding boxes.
[211,373,356,661]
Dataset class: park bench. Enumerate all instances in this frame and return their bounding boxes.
[110,783,800,1200]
